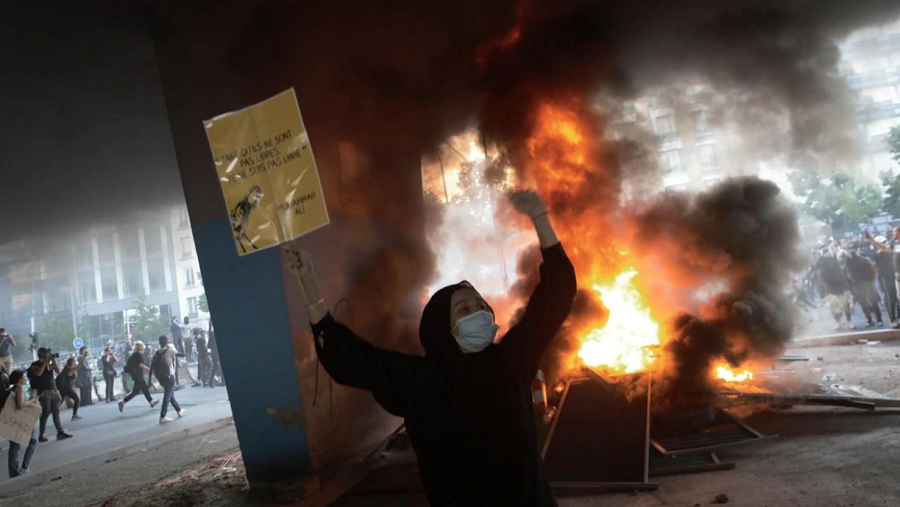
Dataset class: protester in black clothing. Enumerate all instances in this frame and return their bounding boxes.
[28,348,73,441]
[844,244,883,327]
[75,346,98,405]
[865,230,900,328]
[119,341,158,412]
[57,357,82,421]
[148,336,185,424]
[101,347,118,402]
[816,248,854,330]
[870,236,900,323]
[197,331,213,387]
[285,191,576,507]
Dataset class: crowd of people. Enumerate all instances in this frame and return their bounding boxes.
[0,317,224,479]
[801,225,900,331]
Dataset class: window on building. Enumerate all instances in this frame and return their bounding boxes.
[181,237,194,258]
[184,268,196,287]
[148,259,166,294]
[97,234,115,267]
[659,150,683,175]
[692,110,710,135]
[123,262,143,297]
[75,240,93,270]
[100,265,118,301]
[652,115,676,136]
[121,230,141,262]
[144,226,163,258]
[187,296,200,319]
[698,144,718,169]
[78,277,97,305]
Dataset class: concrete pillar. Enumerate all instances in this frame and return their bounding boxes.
[151,1,428,495]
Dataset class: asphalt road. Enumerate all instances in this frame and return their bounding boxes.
[0,381,233,494]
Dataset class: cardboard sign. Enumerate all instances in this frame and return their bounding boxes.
[0,397,41,446]
[204,88,330,255]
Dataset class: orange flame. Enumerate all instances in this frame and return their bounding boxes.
[714,364,754,383]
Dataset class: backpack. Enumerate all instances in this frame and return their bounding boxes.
[151,349,171,380]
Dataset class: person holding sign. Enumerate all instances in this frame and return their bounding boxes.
[284,190,576,507]
[5,370,39,478]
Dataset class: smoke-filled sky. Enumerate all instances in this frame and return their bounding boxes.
[3,0,900,242]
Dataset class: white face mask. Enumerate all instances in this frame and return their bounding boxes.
[454,310,499,352]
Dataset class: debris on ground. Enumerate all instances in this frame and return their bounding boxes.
[715,493,730,503]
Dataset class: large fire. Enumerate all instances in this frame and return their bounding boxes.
[577,270,659,374]
[424,101,757,385]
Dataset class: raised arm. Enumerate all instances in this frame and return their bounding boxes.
[283,245,424,417]
[500,191,577,384]
[865,231,891,253]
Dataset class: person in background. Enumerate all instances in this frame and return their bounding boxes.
[183,317,194,362]
[844,242,883,328]
[119,341,158,412]
[75,347,97,405]
[815,247,854,331]
[149,336,185,424]
[0,329,16,375]
[869,235,900,325]
[865,229,900,329]
[170,317,185,356]
[208,323,221,387]
[56,357,82,421]
[5,370,39,478]
[28,348,73,441]
[195,331,212,388]
[101,347,118,403]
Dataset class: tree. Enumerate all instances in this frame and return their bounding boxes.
[889,125,900,165]
[198,292,209,314]
[37,314,76,353]
[128,292,169,342]
[788,168,881,233]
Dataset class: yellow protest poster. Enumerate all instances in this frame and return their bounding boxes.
[204,88,329,255]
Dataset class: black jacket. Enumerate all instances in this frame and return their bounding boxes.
[311,244,577,507]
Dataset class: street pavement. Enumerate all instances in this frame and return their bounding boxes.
[0,381,233,494]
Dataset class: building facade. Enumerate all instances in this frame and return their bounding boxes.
[841,18,900,180]
[0,205,207,361]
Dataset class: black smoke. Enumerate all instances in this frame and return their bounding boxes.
[628,178,806,407]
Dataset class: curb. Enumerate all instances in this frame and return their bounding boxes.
[0,416,235,498]
[790,328,900,349]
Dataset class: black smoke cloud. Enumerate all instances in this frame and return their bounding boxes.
[6,0,900,239]
[628,178,806,407]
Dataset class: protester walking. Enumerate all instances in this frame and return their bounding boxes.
[844,243,883,328]
[5,370,39,478]
[816,248,854,330]
[119,341,158,412]
[0,329,16,375]
[101,347,118,403]
[28,348,73,441]
[148,336,185,424]
[284,190,576,507]
[57,357,82,421]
